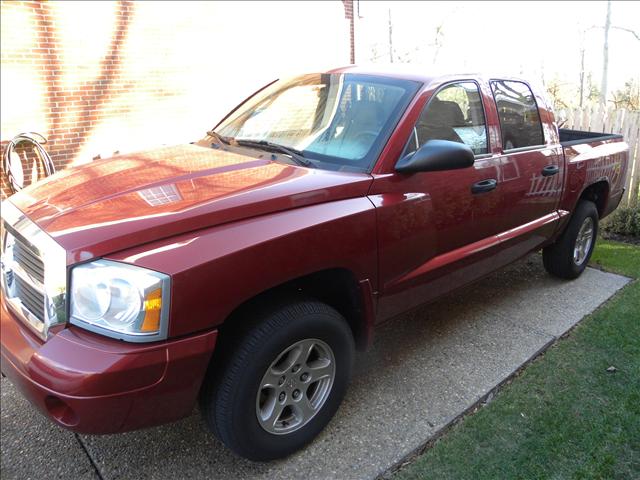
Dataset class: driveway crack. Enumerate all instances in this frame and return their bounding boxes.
[74,434,105,480]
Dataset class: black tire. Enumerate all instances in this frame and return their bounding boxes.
[543,200,599,279]
[200,299,355,461]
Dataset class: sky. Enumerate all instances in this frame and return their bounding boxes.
[355,1,640,103]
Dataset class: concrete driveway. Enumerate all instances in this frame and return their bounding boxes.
[1,255,629,480]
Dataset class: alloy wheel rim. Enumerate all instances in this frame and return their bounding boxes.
[573,217,594,266]
[256,338,335,435]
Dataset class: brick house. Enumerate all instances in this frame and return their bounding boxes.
[0,1,356,198]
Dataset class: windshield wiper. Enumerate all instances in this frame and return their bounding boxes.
[234,139,314,168]
[206,130,232,146]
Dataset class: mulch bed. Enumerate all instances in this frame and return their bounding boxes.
[600,231,640,246]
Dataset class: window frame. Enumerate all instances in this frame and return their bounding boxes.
[400,79,491,161]
[489,79,546,153]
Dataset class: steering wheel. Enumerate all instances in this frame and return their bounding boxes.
[353,130,379,144]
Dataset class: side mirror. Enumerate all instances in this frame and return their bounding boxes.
[395,139,475,173]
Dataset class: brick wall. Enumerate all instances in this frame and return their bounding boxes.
[0,0,352,199]
[342,0,355,63]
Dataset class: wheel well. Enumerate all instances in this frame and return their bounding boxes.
[579,181,609,218]
[217,269,368,351]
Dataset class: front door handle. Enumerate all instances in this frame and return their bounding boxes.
[541,165,560,177]
[471,178,497,194]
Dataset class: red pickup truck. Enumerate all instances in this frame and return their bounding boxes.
[1,66,629,461]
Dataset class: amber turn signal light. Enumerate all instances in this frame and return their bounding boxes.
[141,288,163,332]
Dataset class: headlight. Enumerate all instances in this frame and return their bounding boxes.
[70,260,170,342]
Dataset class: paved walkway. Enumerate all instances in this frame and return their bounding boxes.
[1,256,630,480]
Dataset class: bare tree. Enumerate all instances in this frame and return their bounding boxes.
[579,2,639,106]
[432,22,445,64]
[578,25,599,107]
[388,8,394,63]
[600,0,611,104]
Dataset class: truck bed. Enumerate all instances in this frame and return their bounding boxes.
[558,127,628,221]
[559,128,623,147]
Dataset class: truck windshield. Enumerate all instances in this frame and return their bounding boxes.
[214,73,420,172]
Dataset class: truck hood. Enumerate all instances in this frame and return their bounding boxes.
[10,144,373,263]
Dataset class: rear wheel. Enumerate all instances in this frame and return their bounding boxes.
[543,200,598,279]
[200,299,354,461]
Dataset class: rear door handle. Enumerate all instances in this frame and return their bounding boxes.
[541,165,560,176]
[471,178,497,194]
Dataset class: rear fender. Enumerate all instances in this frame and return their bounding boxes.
[555,139,628,237]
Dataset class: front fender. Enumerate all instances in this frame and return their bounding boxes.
[106,197,377,337]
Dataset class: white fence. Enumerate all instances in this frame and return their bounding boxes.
[558,106,640,207]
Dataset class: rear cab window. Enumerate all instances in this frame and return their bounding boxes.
[403,81,488,157]
[490,80,544,150]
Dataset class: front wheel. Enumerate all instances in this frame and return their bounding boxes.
[543,200,598,279]
[200,299,354,461]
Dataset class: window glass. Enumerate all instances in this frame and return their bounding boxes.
[491,80,544,149]
[238,85,319,138]
[217,74,419,172]
[405,82,488,156]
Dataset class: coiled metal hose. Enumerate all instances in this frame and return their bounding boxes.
[2,132,55,194]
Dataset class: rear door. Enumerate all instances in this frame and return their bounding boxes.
[490,80,564,253]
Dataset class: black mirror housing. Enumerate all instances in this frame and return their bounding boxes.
[395,139,475,173]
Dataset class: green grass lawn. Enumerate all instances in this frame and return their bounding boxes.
[590,239,640,278]
[393,239,640,480]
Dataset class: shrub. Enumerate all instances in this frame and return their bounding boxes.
[602,205,640,238]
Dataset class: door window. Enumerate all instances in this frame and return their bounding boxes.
[491,80,544,150]
[405,82,488,156]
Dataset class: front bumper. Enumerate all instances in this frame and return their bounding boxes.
[1,295,217,434]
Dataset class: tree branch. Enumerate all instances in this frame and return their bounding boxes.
[611,26,640,41]
[584,24,640,41]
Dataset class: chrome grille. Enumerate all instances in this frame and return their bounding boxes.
[2,226,47,326]
[13,240,45,284]
[14,274,46,322]
[1,200,67,340]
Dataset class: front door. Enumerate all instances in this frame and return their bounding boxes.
[371,81,505,322]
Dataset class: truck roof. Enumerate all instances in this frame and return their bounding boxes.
[326,64,528,87]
